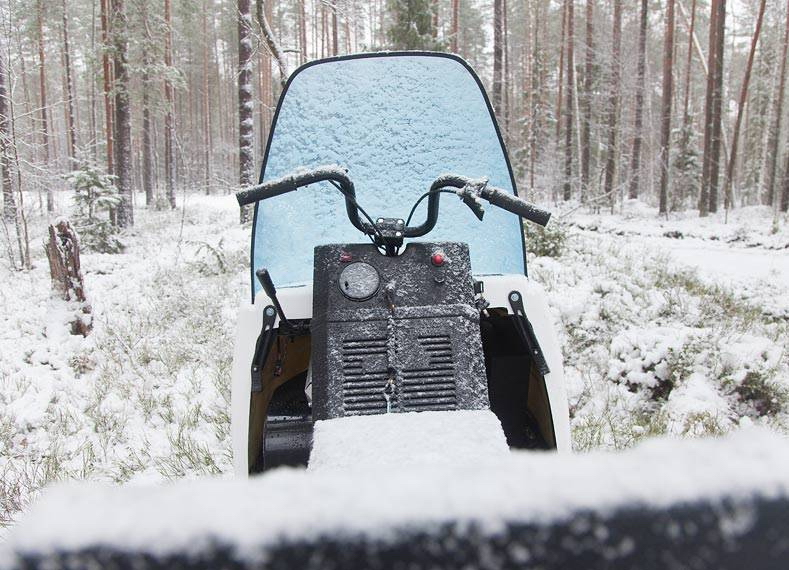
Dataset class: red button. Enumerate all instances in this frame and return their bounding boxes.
[431,252,445,266]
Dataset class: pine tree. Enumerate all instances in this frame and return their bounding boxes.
[111,0,133,228]
[238,0,254,224]
[386,0,444,50]
[658,0,675,216]
[66,162,123,253]
[562,0,574,201]
[603,0,621,211]
[628,0,648,200]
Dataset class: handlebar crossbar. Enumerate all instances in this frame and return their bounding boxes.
[235,166,551,241]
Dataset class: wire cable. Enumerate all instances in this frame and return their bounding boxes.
[404,188,457,227]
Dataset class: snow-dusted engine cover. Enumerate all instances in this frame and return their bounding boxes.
[311,242,489,420]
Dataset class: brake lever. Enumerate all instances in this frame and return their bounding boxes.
[457,180,487,221]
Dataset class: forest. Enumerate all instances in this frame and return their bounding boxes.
[0,0,788,266]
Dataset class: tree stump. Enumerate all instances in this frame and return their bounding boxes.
[45,219,92,336]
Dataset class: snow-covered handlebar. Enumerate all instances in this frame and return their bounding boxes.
[235,166,551,240]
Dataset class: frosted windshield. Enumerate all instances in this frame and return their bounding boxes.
[252,54,525,291]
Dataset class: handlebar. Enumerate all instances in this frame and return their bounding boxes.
[235,166,551,242]
[425,174,551,229]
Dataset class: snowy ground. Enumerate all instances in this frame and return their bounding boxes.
[1,192,788,533]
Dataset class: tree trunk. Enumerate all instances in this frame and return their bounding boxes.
[331,0,339,56]
[659,0,676,216]
[628,0,648,200]
[164,0,176,209]
[782,143,789,212]
[111,0,133,227]
[258,1,290,87]
[238,0,254,223]
[556,0,567,144]
[681,0,696,132]
[45,220,92,336]
[492,0,503,118]
[299,0,308,65]
[563,0,575,201]
[203,0,212,195]
[36,0,52,212]
[257,0,274,150]
[580,0,594,202]
[450,0,459,53]
[100,0,114,176]
[723,0,766,212]
[763,0,789,206]
[0,50,16,224]
[699,0,718,216]
[603,0,621,212]
[142,58,153,206]
[61,0,78,163]
[141,0,153,206]
[707,0,726,214]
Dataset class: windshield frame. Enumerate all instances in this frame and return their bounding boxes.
[249,51,528,302]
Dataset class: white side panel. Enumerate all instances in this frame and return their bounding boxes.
[230,286,314,478]
[480,274,572,453]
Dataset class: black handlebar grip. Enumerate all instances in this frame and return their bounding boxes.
[483,187,551,227]
[236,177,297,207]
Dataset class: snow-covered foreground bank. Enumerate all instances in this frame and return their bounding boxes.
[1,194,247,531]
[1,195,788,532]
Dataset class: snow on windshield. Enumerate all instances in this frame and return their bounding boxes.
[252,55,524,291]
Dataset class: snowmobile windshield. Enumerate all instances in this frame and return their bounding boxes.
[252,53,526,293]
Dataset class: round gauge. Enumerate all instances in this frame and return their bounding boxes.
[338,262,380,301]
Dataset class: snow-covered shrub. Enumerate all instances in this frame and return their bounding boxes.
[66,163,124,254]
[187,237,246,276]
[718,336,787,418]
[524,219,568,258]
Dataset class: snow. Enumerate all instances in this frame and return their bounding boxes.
[308,410,509,471]
[2,185,788,541]
[2,426,788,565]
[0,194,243,533]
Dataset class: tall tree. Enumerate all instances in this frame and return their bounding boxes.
[492,0,503,117]
[723,0,766,212]
[563,0,575,201]
[659,0,676,215]
[603,0,621,211]
[0,49,15,223]
[203,0,212,194]
[387,0,442,50]
[140,0,153,207]
[580,0,594,202]
[704,0,726,214]
[164,0,176,209]
[238,0,254,224]
[299,0,308,64]
[100,0,114,176]
[628,0,648,200]
[111,0,133,227]
[674,0,698,208]
[450,0,459,53]
[782,145,789,212]
[61,0,78,163]
[763,0,789,205]
[36,0,52,212]
[331,0,339,55]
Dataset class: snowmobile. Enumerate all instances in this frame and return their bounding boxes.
[230,52,571,475]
